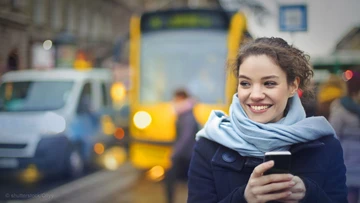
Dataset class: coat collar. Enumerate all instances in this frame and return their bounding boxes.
[290,139,325,154]
[211,139,325,171]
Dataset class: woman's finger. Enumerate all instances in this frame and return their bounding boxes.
[256,190,292,202]
[252,181,295,195]
[290,176,306,192]
[289,185,306,193]
[256,173,294,186]
[250,160,275,178]
[282,191,306,201]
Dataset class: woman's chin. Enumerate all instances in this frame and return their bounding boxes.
[249,117,269,124]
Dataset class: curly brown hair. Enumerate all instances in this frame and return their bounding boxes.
[230,37,314,101]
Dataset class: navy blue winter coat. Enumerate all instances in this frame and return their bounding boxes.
[187,135,347,203]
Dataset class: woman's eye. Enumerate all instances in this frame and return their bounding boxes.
[239,81,250,87]
[264,81,277,87]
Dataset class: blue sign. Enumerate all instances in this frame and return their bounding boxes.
[279,5,307,32]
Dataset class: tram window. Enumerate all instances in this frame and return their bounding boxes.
[140,30,227,104]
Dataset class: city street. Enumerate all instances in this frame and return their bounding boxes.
[1,1,359,203]
[0,162,187,203]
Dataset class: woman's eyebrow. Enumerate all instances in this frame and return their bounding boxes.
[262,75,279,80]
[238,75,250,79]
[238,75,279,80]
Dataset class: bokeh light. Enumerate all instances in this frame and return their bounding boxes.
[94,143,105,155]
[103,147,127,170]
[343,70,354,81]
[114,128,125,140]
[43,40,52,50]
[133,111,152,129]
[146,165,165,182]
[111,82,126,102]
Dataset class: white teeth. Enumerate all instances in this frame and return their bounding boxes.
[251,106,270,111]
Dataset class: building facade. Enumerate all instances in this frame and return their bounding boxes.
[0,0,134,74]
[0,0,219,75]
[0,0,29,74]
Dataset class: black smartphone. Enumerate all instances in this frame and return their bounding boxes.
[263,151,291,175]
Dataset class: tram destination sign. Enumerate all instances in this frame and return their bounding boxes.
[140,9,229,32]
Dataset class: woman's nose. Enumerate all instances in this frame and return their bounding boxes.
[250,87,265,101]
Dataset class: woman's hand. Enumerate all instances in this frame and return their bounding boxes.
[278,176,306,203]
[244,161,296,203]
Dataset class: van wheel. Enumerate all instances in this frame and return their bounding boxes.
[64,147,84,178]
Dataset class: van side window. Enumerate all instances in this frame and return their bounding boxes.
[0,83,6,110]
[77,82,92,113]
[101,83,110,107]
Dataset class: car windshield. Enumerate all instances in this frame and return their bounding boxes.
[0,81,74,112]
[140,30,228,104]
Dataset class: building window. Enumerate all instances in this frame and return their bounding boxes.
[50,0,63,30]
[79,7,89,38]
[33,0,45,25]
[105,16,113,39]
[91,13,101,41]
[66,2,75,32]
[11,0,27,12]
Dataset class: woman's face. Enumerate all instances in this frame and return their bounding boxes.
[237,55,299,123]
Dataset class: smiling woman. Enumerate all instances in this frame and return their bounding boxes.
[187,37,347,203]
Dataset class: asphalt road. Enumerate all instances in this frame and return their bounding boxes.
[0,166,98,202]
[0,162,188,203]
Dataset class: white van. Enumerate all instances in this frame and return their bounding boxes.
[0,68,117,178]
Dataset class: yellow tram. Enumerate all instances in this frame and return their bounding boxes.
[128,8,250,170]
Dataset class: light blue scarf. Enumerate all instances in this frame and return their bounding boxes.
[196,93,335,157]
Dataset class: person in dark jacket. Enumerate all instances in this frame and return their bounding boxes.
[187,37,347,203]
[329,73,360,203]
[165,89,198,203]
[316,74,347,119]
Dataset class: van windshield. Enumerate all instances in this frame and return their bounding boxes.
[0,81,74,112]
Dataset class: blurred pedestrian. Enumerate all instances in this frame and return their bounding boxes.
[316,74,347,119]
[187,37,347,202]
[329,72,360,203]
[7,49,19,71]
[164,89,198,203]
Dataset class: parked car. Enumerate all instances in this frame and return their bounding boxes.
[0,68,122,179]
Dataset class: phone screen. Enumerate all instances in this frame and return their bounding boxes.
[263,152,291,175]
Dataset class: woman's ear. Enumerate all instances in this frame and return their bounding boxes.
[289,77,300,97]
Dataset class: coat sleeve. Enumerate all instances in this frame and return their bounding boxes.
[187,138,248,203]
[300,138,347,203]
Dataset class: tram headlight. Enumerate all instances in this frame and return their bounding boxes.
[133,111,152,129]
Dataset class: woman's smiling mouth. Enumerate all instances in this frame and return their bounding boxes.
[248,105,272,113]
